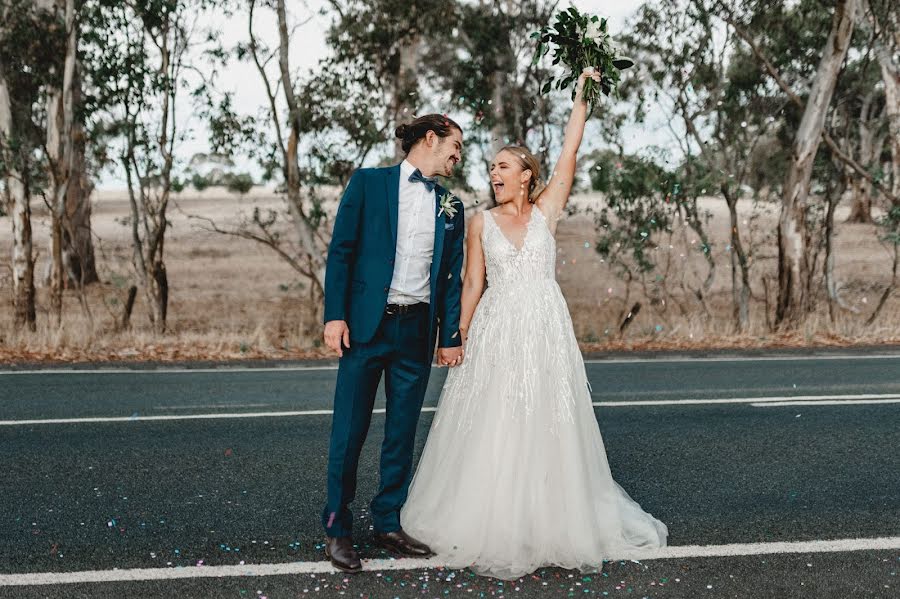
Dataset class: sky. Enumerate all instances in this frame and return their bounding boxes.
[99,0,667,189]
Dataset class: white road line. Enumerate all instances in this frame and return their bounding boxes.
[584,354,900,364]
[1,352,899,375]
[752,398,900,407]
[1,536,898,586]
[0,410,340,426]
[152,404,272,410]
[0,366,340,375]
[591,393,900,407]
[2,394,897,426]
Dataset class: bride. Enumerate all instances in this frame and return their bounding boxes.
[400,68,668,580]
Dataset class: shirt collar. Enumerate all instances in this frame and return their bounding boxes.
[399,159,417,179]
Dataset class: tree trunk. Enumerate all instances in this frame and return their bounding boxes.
[824,171,857,321]
[393,36,421,161]
[120,285,137,330]
[723,185,750,332]
[147,16,175,334]
[47,80,65,321]
[45,0,79,324]
[776,0,858,328]
[846,92,880,223]
[866,243,898,325]
[0,68,37,331]
[65,62,98,285]
[863,1,900,326]
[846,176,872,223]
[275,0,325,285]
[489,68,509,154]
[875,43,899,201]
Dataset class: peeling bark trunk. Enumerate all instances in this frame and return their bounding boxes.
[65,64,98,286]
[44,0,79,324]
[776,0,858,328]
[0,68,37,331]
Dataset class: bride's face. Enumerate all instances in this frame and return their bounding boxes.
[490,150,531,204]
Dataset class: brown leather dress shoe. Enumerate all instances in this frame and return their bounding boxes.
[324,536,362,572]
[373,529,434,557]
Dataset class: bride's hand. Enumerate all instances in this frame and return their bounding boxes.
[574,67,602,102]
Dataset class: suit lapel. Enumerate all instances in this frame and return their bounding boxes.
[384,164,401,249]
[430,185,446,293]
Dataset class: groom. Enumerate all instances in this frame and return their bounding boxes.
[321,114,466,572]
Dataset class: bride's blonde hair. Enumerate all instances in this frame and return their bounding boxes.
[500,145,546,202]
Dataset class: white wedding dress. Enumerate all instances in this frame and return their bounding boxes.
[400,206,667,580]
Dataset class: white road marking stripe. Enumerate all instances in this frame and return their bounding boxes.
[583,354,900,364]
[591,393,900,407]
[152,404,272,410]
[0,411,341,426]
[1,352,899,375]
[1,394,897,426]
[752,399,900,407]
[1,536,898,586]
[0,366,340,375]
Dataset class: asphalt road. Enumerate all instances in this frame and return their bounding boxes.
[0,351,898,598]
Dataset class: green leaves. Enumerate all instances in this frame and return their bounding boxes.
[531,5,630,110]
[591,152,677,274]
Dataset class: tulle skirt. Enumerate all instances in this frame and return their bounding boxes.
[400,279,667,580]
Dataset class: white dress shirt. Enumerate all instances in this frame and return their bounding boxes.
[388,160,436,305]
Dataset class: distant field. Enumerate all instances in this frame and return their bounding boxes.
[1,186,898,362]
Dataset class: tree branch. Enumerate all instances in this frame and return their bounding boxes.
[724,12,900,205]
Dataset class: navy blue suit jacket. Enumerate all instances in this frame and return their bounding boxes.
[323,164,465,358]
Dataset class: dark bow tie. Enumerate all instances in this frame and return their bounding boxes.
[408,169,436,192]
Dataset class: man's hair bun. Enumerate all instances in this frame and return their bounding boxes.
[393,114,463,154]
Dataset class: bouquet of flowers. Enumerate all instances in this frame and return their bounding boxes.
[532,7,633,108]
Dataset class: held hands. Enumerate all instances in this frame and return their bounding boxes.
[324,320,350,357]
[574,67,602,102]
[437,346,464,368]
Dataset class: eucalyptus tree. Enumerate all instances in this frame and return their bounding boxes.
[0,0,63,331]
[625,0,791,331]
[84,0,220,332]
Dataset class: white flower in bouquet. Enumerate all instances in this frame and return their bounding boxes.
[585,19,607,44]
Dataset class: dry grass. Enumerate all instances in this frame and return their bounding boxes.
[1,187,898,363]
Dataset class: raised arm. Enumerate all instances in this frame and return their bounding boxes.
[458,211,486,343]
[536,68,601,222]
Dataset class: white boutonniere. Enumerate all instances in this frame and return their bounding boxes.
[438,191,459,219]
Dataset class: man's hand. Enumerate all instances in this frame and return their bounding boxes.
[436,346,464,368]
[324,320,350,357]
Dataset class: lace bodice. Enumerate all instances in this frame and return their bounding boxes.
[481,207,556,288]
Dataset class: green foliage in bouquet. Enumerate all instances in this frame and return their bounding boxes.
[531,7,632,109]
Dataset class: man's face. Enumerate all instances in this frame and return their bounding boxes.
[431,128,463,178]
